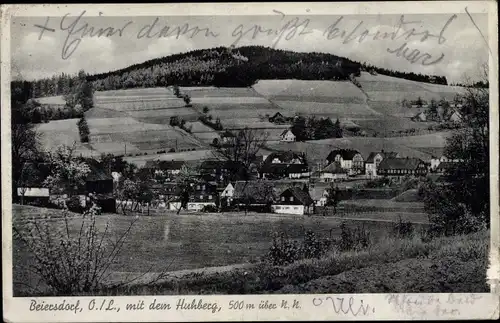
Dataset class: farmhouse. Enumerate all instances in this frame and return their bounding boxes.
[17,187,50,206]
[309,185,329,207]
[326,149,364,175]
[85,164,116,212]
[411,111,428,122]
[272,186,314,215]
[199,160,246,183]
[269,112,287,124]
[144,160,185,177]
[168,182,218,212]
[220,182,235,205]
[220,130,236,144]
[365,150,399,177]
[435,161,456,174]
[430,155,463,171]
[280,129,297,142]
[319,162,348,182]
[259,152,309,179]
[449,110,463,123]
[232,181,275,211]
[377,157,428,178]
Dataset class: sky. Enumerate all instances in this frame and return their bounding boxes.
[10,12,490,83]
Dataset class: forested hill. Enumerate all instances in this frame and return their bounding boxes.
[14,46,450,99]
[89,46,361,90]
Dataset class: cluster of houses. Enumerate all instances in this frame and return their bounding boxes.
[17,144,461,216]
[140,147,460,215]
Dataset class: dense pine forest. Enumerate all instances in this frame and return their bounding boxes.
[12,46,454,100]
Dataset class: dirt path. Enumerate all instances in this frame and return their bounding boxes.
[106,263,251,287]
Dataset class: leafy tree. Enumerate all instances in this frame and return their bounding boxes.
[325,184,341,214]
[169,116,180,127]
[173,85,180,97]
[183,94,191,107]
[214,127,268,181]
[420,76,489,235]
[77,117,90,143]
[291,116,307,141]
[202,106,209,114]
[43,145,91,198]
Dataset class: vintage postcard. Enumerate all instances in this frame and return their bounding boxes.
[1,1,499,322]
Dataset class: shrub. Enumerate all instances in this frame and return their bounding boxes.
[66,195,83,214]
[337,222,371,251]
[264,230,332,266]
[392,215,414,238]
[13,205,138,295]
[201,205,218,213]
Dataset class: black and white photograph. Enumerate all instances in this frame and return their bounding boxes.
[1,2,499,321]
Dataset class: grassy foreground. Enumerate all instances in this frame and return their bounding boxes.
[95,230,489,295]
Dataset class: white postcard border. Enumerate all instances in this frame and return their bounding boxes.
[1,2,499,322]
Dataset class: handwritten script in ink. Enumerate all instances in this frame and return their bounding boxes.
[33,9,464,66]
[312,296,375,316]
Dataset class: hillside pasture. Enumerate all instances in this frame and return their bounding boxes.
[182,87,260,98]
[253,80,366,101]
[386,132,453,148]
[95,87,171,97]
[187,121,221,143]
[354,117,438,134]
[36,119,98,157]
[99,100,186,112]
[34,95,66,105]
[272,101,381,117]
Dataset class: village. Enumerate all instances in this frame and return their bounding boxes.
[17,137,461,217]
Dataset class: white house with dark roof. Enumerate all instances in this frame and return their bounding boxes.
[272,186,314,215]
[365,150,399,177]
[280,129,296,142]
[319,162,348,182]
[326,149,364,175]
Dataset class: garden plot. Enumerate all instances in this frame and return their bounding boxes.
[91,142,140,155]
[84,107,129,119]
[87,117,168,134]
[126,107,198,118]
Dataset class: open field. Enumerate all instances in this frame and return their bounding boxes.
[356,72,465,116]
[13,204,487,295]
[36,119,99,157]
[13,204,431,295]
[124,149,216,167]
[87,117,204,155]
[253,79,366,103]
[271,101,380,117]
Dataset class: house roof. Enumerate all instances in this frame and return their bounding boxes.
[262,151,306,164]
[280,129,295,137]
[144,160,185,170]
[365,151,398,163]
[200,159,244,171]
[436,161,456,171]
[86,164,113,182]
[321,162,348,174]
[309,186,328,200]
[281,187,314,206]
[326,149,362,161]
[233,181,276,202]
[220,130,235,138]
[378,158,424,170]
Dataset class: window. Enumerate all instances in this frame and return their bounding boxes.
[281,196,285,202]
[196,185,200,190]
[202,185,206,190]
[208,195,212,200]
[275,206,281,210]
[290,196,294,202]
[200,195,203,199]
[294,207,299,210]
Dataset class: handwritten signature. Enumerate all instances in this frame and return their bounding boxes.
[312,296,375,316]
